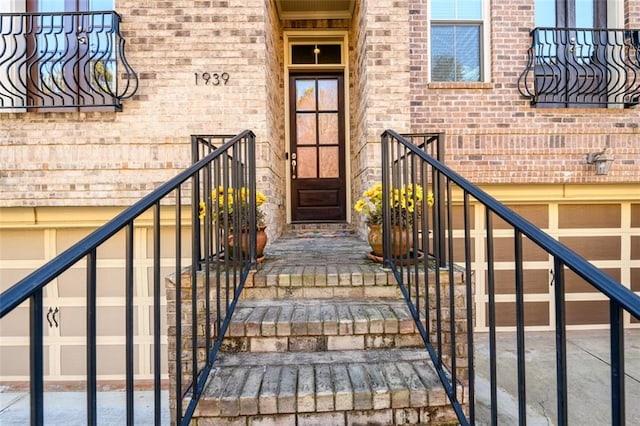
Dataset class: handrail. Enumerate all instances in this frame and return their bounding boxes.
[0,11,138,110]
[0,130,257,426]
[381,129,640,425]
[518,27,640,107]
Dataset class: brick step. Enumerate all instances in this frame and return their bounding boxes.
[282,223,358,237]
[243,263,458,300]
[222,298,425,353]
[191,349,460,425]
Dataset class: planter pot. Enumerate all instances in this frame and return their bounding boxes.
[367,224,413,257]
[228,226,268,260]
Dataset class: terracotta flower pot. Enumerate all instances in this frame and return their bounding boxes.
[367,224,412,257]
[228,226,268,259]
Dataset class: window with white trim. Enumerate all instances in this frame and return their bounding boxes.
[430,0,485,82]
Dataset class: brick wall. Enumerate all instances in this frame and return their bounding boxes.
[409,0,640,185]
[0,0,274,207]
[349,0,370,230]
[263,0,286,236]
[1,0,639,208]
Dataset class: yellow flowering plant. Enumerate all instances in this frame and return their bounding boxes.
[354,183,434,226]
[199,186,268,229]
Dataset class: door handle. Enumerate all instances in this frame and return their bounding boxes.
[291,159,297,179]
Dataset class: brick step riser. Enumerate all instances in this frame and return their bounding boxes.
[242,269,460,301]
[193,407,458,426]
[189,355,462,425]
[221,333,424,353]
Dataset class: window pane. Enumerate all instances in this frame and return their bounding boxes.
[457,0,482,20]
[296,114,316,145]
[535,0,556,27]
[297,147,317,178]
[575,0,594,28]
[317,44,341,64]
[296,80,316,110]
[292,45,315,64]
[431,0,481,20]
[90,0,115,10]
[431,25,481,82]
[37,0,66,12]
[431,0,454,19]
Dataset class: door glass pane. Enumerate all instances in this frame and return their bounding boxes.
[296,114,316,145]
[318,113,338,145]
[296,80,316,111]
[318,80,337,110]
[319,147,339,178]
[297,147,317,178]
[535,0,556,27]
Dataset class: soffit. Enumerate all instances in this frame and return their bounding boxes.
[275,0,355,20]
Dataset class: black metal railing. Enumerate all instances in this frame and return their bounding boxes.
[0,11,138,111]
[381,129,640,425]
[518,27,640,107]
[400,133,446,268]
[0,130,257,425]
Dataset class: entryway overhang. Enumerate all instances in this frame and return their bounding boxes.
[275,0,355,20]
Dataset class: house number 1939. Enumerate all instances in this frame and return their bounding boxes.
[195,72,230,86]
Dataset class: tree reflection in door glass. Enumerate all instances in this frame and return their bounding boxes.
[296,80,315,110]
[318,80,337,110]
[297,147,317,178]
[296,114,316,145]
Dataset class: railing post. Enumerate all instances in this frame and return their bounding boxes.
[86,249,98,426]
[553,258,568,426]
[436,132,446,267]
[191,137,202,265]
[610,300,625,426]
[125,223,135,426]
[514,231,527,426]
[381,132,391,267]
[29,290,44,426]
[248,133,257,263]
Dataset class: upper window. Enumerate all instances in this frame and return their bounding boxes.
[430,0,484,82]
[291,44,342,65]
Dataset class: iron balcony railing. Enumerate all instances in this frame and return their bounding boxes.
[0,130,257,426]
[0,11,138,111]
[518,27,640,107]
[381,129,640,425]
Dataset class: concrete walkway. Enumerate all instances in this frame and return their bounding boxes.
[0,389,170,425]
[474,329,640,425]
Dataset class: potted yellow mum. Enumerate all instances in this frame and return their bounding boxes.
[354,183,433,257]
[199,186,269,260]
